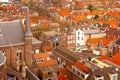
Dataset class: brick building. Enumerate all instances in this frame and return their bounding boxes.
[0,8,41,79]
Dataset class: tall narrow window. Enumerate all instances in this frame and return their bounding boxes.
[17,48,22,60]
[2,50,6,56]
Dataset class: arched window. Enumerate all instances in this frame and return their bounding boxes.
[17,48,22,60]
[0,49,6,56]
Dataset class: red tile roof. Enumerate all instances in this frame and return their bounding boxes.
[108,20,118,28]
[60,68,67,75]
[101,36,116,46]
[43,22,51,28]
[112,52,120,66]
[99,52,120,66]
[59,8,70,17]
[57,73,69,80]
[75,62,89,72]
[33,53,57,67]
[57,69,69,80]
[88,38,101,44]
[88,36,117,46]
[42,46,52,52]
[99,56,113,62]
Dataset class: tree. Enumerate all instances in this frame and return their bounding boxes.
[87,4,94,12]
[94,14,99,20]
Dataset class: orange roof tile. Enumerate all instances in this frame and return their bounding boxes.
[101,38,109,46]
[34,53,57,67]
[59,8,70,17]
[96,21,108,24]
[39,16,48,20]
[92,10,99,15]
[34,53,49,59]
[108,20,118,28]
[75,62,89,72]
[75,17,81,22]
[12,6,17,10]
[99,56,113,62]
[60,69,67,75]
[43,22,51,28]
[99,52,120,66]
[42,46,52,52]
[88,38,101,44]
[57,73,69,80]
[77,1,88,7]
[101,36,116,46]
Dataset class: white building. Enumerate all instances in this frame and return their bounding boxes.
[76,28,106,46]
[0,0,9,2]
[76,28,85,46]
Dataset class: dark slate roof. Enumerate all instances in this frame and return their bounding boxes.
[0,20,24,47]
[53,46,80,62]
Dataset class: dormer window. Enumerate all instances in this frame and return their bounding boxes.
[36,58,44,63]
[109,73,118,80]
[94,75,104,80]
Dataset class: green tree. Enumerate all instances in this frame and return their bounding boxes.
[94,14,99,20]
[87,4,94,12]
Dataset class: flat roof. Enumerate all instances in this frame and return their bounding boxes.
[43,31,61,36]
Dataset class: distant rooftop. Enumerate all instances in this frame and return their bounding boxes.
[43,31,61,36]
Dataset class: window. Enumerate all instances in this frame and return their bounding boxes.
[94,75,104,80]
[68,41,70,44]
[36,58,44,63]
[81,74,84,78]
[112,75,117,80]
[35,49,39,54]
[109,73,118,80]
[73,68,75,72]
[17,48,22,60]
[71,41,72,44]
[78,37,80,40]
[81,37,83,40]
[77,71,80,75]
[68,36,70,39]
[48,72,52,75]
[1,50,6,56]
[0,30,2,36]
[111,74,118,80]
[78,32,80,35]
[73,40,75,43]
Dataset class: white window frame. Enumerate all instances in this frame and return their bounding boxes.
[36,58,44,63]
[110,74,118,80]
